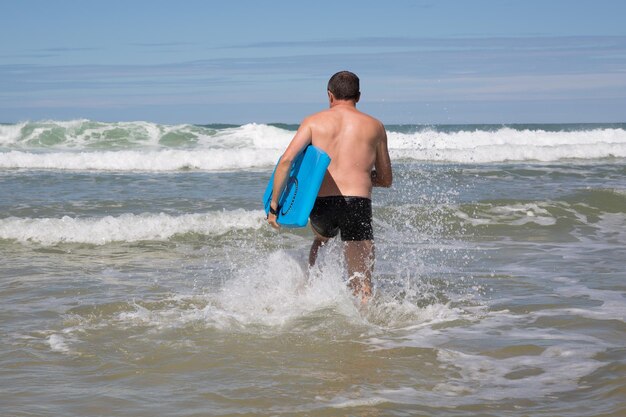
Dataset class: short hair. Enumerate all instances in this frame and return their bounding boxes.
[327,71,360,101]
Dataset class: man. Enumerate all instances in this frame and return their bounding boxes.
[267,71,392,300]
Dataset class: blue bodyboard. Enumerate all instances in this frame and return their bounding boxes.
[263,145,331,228]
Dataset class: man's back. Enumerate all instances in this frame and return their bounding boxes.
[308,104,387,198]
[266,70,392,301]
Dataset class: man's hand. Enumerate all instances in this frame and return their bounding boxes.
[267,203,280,229]
[267,213,280,229]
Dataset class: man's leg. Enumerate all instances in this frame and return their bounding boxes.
[344,240,374,299]
[309,229,330,267]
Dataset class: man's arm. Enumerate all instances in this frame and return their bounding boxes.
[267,119,313,229]
[371,126,392,188]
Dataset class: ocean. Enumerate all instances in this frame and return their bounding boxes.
[1,120,625,416]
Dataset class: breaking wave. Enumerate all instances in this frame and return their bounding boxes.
[1,120,625,171]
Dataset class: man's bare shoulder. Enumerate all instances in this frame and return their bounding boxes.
[298,109,338,132]
[345,108,384,130]
[358,111,386,135]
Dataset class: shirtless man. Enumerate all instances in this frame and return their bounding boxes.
[267,71,392,299]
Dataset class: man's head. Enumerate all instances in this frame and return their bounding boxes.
[327,71,360,102]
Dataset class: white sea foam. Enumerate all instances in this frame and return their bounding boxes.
[538,278,626,322]
[0,149,281,171]
[211,123,294,149]
[0,122,27,144]
[119,242,478,335]
[457,202,558,227]
[208,249,356,329]
[102,249,356,332]
[0,210,265,245]
[389,127,626,162]
[433,344,604,401]
[0,119,195,149]
[328,396,390,408]
[389,127,626,149]
[2,121,626,171]
[363,305,611,403]
[47,334,71,354]
[363,277,623,402]
[77,244,469,335]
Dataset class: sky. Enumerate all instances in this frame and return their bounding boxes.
[1,0,626,124]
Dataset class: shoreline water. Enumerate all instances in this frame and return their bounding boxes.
[1,120,625,416]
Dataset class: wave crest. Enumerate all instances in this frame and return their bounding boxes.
[0,210,266,245]
[2,121,626,171]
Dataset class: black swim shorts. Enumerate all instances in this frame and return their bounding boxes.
[310,196,373,241]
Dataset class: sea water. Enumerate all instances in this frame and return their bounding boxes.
[1,120,625,416]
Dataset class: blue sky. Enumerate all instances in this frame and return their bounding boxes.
[1,0,625,124]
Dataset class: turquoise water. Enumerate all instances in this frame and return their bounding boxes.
[1,121,625,416]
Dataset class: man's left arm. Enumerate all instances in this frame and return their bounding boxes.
[371,127,392,188]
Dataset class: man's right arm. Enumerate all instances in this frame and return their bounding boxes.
[371,126,392,188]
[267,118,313,228]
